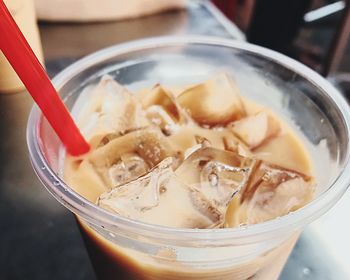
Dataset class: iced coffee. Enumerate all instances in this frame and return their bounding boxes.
[64,73,315,279]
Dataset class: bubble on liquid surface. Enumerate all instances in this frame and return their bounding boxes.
[302,267,311,277]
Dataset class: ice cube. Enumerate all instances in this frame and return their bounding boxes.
[175,147,256,224]
[140,85,192,125]
[177,73,246,126]
[108,153,149,186]
[226,161,314,227]
[230,111,280,149]
[89,127,178,188]
[73,76,149,148]
[241,161,312,202]
[98,158,224,228]
[140,85,179,120]
[175,147,254,186]
[98,158,173,218]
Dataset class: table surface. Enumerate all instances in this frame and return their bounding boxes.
[1,2,349,280]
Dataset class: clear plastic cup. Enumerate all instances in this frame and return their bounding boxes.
[27,36,350,280]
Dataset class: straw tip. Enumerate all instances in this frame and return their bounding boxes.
[67,142,91,156]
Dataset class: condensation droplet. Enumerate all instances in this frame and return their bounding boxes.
[53,181,60,186]
[41,166,46,170]
[263,72,271,86]
[302,267,311,277]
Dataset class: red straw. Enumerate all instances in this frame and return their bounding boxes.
[0,1,90,156]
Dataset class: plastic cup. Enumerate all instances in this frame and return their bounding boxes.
[27,36,350,280]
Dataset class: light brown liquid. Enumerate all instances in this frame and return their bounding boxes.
[78,218,300,280]
[64,74,314,279]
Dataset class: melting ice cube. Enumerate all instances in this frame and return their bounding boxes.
[177,73,246,126]
[108,153,149,186]
[230,111,280,149]
[226,161,314,227]
[140,85,192,125]
[73,75,149,148]
[98,158,225,228]
[89,127,178,188]
[175,147,255,222]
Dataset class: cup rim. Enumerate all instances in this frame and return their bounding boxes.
[27,35,350,244]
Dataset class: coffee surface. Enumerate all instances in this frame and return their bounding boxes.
[65,74,314,229]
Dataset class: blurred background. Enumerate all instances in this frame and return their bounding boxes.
[37,0,350,94]
[3,0,350,92]
[213,0,350,88]
[1,0,350,279]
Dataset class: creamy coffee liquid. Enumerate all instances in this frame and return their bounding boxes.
[78,218,300,280]
[64,73,314,279]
